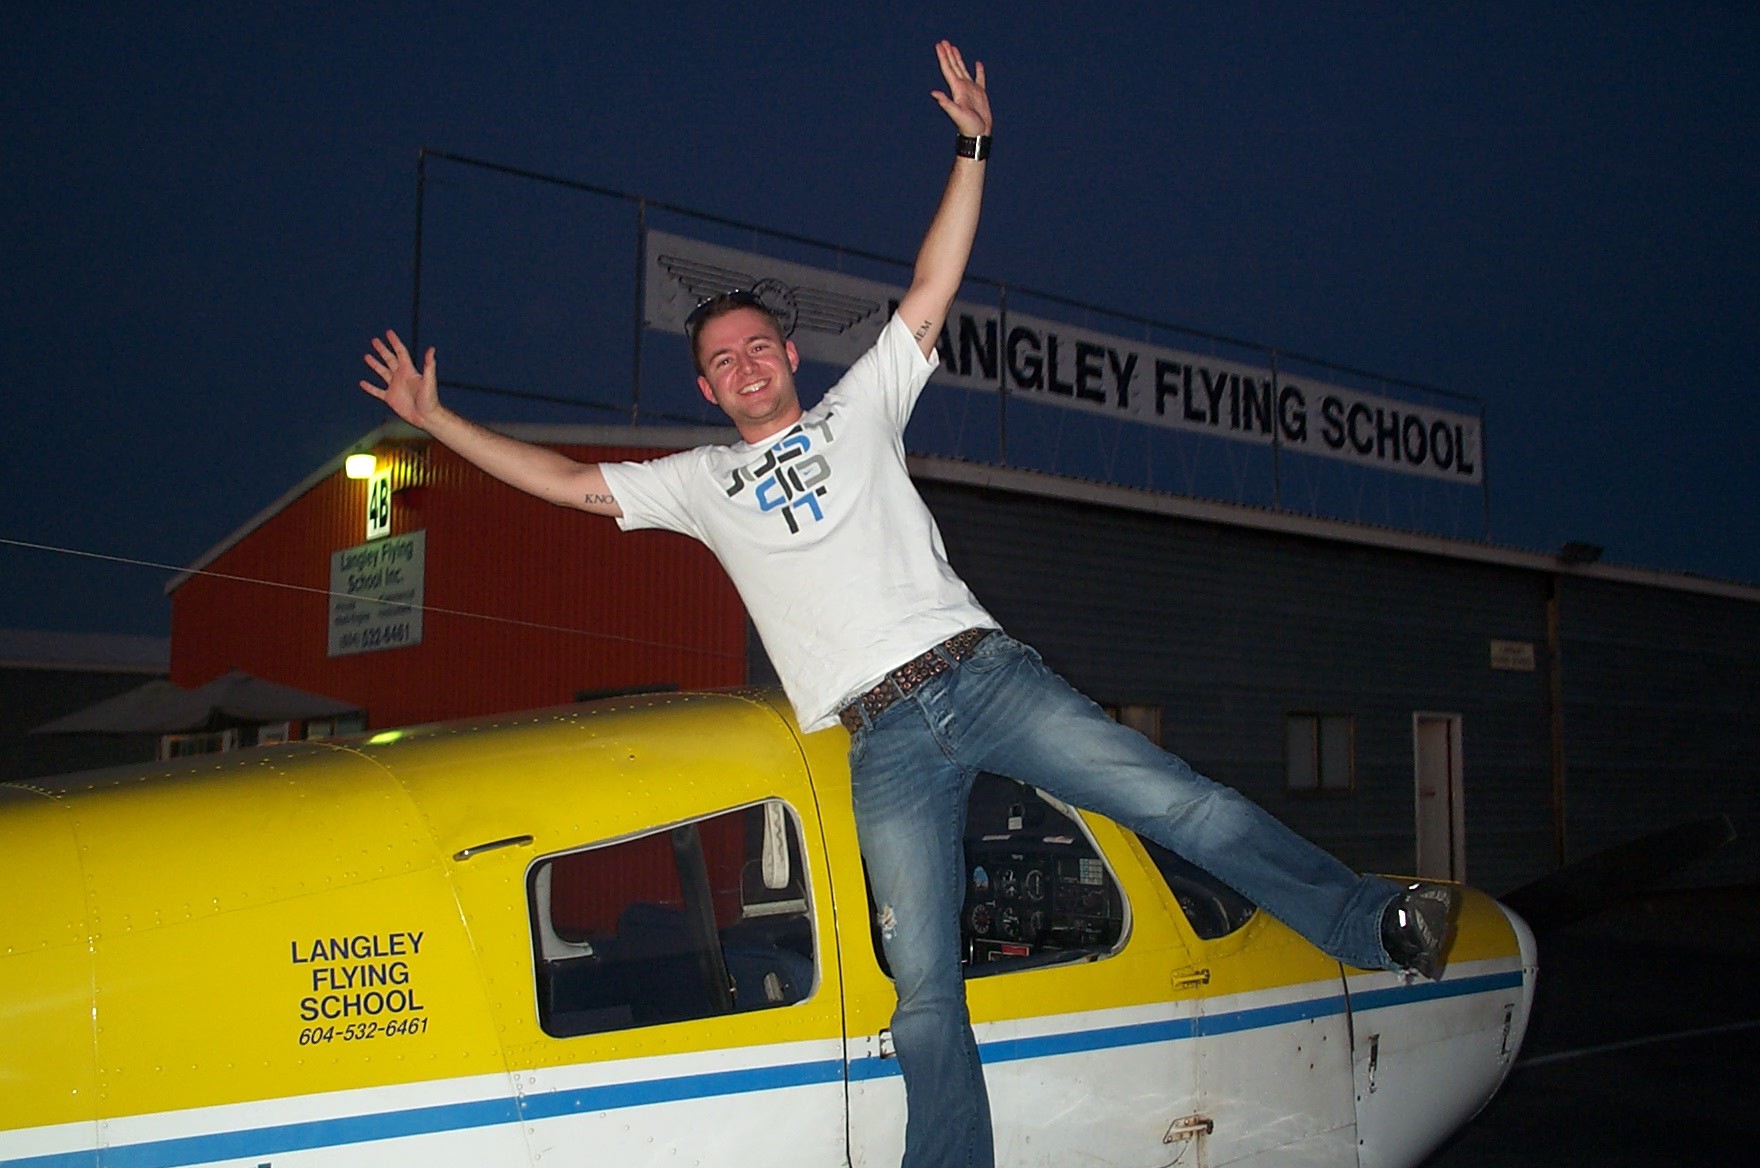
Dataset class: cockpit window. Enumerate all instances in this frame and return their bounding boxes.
[869,773,1127,979]
[1134,835,1258,940]
[529,800,815,1038]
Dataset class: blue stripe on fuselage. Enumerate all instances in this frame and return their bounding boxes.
[0,970,1524,1167]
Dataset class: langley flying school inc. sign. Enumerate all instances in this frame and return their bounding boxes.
[328,531,425,657]
[644,229,1480,485]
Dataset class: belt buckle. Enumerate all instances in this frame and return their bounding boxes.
[842,629,991,733]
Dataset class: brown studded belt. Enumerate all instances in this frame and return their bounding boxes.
[838,628,997,733]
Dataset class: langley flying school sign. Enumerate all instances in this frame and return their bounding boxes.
[328,531,425,657]
[645,229,1480,485]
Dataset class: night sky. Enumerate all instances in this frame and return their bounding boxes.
[5,2,1757,637]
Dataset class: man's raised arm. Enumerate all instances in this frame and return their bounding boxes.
[359,330,622,517]
[897,40,993,360]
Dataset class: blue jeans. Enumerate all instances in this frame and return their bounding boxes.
[846,632,1403,1168]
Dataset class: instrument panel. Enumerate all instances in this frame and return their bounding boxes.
[963,837,1122,966]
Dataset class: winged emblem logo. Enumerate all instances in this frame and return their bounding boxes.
[657,254,882,339]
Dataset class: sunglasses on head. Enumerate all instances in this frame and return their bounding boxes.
[684,289,768,339]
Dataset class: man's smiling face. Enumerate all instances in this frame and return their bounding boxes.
[694,306,803,442]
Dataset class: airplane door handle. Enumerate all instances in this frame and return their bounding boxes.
[1171,966,1211,990]
[452,834,534,862]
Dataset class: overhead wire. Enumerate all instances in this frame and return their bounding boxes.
[0,536,745,662]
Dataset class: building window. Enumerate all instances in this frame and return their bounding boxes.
[529,800,815,1039]
[256,722,293,746]
[304,714,367,741]
[158,728,239,759]
[1286,713,1354,795]
[1104,703,1163,747]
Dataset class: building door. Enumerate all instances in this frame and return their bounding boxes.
[1413,713,1465,881]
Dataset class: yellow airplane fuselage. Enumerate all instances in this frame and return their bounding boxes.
[1,690,1536,1167]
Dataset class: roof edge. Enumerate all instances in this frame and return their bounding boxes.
[165,422,738,595]
[908,456,1760,605]
[164,424,1759,608]
[0,628,170,674]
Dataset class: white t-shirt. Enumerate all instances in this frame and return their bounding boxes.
[600,314,996,732]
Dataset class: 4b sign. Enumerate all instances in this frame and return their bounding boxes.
[367,469,393,540]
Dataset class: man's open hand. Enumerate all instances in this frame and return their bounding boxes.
[931,40,991,138]
[360,330,439,428]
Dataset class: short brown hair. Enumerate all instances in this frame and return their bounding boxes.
[685,291,787,374]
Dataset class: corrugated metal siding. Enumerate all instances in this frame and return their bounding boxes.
[171,444,747,729]
[1558,575,1760,885]
[921,482,1558,895]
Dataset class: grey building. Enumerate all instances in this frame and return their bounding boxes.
[0,629,169,782]
[908,457,1757,898]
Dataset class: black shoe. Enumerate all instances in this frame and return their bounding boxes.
[1381,882,1459,981]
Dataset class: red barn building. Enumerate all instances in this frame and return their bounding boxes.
[167,423,751,734]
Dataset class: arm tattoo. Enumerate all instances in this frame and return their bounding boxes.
[913,319,933,341]
[584,493,616,506]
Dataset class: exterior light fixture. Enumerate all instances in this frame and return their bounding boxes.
[345,453,378,480]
